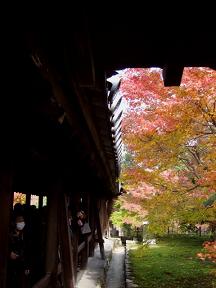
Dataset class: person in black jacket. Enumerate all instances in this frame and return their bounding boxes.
[7,215,30,288]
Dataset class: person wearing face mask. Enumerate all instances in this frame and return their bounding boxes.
[7,215,30,288]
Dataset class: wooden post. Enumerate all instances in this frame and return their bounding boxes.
[89,196,95,257]
[72,233,78,281]
[26,193,31,206]
[79,193,90,268]
[38,194,43,209]
[79,232,90,269]
[59,193,76,288]
[45,184,59,285]
[0,171,13,288]
[68,195,78,279]
[95,201,105,260]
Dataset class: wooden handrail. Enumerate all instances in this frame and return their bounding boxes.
[78,241,86,254]
[33,234,94,287]
[32,273,51,288]
[78,233,93,254]
[87,233,92,243]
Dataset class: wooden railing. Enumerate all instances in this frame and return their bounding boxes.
[78,241,85,254]
[32,233,94,287]
[32,273,51,288]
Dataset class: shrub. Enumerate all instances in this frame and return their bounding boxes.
[197,241,216,263]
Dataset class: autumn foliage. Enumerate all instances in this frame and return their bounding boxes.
[112,67,216,233]
[197,241,216,263]
[13,192,26,206]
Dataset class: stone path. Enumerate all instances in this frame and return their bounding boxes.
[76,238,113,288]
[106,246,125,288]
[76,238,126,288]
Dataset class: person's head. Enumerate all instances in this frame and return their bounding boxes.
[14,203,23,215]
[15,215,25,231]
[77,210,86,220]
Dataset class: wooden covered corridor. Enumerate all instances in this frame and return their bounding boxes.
[0,22,123,288]
[0,5,215,288]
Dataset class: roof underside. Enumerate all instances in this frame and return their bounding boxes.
[4,6,216,196]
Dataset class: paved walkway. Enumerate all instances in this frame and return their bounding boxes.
[76,238,126,288]
[106,246,125,288]
[76,238,113,288]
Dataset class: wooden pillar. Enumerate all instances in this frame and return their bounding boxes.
[89,196,95,257]
[79,233,90,269]
[68,194,79,279]
[32,183,62,288]
[26,193,31,206]
[89,235,95,257]
[45,184,59,285]
[59,193,76,288]
[0,171,13,288]
[80,193,90,268]
[38,194,43,209]
[95,201,105,260]
[72,233,78,281]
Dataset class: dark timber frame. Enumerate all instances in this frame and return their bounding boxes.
[1,6,215,288]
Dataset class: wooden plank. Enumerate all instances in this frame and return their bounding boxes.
[0,171,13,288]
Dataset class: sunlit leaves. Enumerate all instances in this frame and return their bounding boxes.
[113,67,216,232]
[197,241,216,263]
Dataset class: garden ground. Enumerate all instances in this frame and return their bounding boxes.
[128,235,216,288]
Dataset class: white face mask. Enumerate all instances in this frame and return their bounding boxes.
[16,222,25,231]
